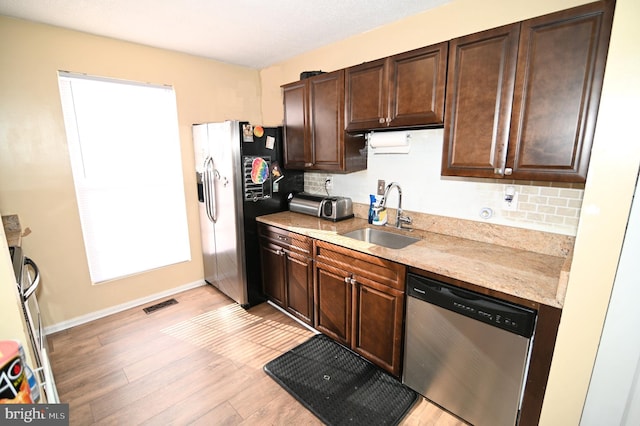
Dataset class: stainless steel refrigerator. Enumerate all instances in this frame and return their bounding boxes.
[193,121,303,307]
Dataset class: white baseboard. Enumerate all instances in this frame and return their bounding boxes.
[44,280,206,335]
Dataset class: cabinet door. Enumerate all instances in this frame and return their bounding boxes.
[314,262,352,346]
[285,251,313,325]
[507,1,615,182]
[309,70,345,170]
[353,280,404,377]
[345,58,388,131]
[282,80,309,169]
[442,24,520,178]
[388,43,448,128]
[259,242,286,307]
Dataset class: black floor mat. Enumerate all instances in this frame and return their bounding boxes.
[264,334,418,426]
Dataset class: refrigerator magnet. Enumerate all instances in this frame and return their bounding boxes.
[265,135,275,150]
[271,161,284,183]
[251,157,269,184]
[253,125,264,138]
[242,124,254,142]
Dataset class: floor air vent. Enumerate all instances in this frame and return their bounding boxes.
[143,298,178,314]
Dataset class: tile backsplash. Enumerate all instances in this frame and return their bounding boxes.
[303,129,584,236]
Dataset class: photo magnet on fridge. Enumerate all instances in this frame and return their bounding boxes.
[242,124,254,142]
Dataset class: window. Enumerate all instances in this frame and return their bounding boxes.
[58,72,190,284]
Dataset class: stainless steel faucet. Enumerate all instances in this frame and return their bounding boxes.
[379,182,412,229]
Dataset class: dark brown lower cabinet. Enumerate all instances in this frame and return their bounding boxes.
[258,224,313,325]
[314,240,406,377]
[353,279,404,373]
[315,262,352,344]
[260,239,286,306]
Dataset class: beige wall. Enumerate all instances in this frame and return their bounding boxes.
[541,0,640,422]
[0,16,263,325]
[259,0,640,424]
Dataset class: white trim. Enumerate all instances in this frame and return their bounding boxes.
[44,280,206,334]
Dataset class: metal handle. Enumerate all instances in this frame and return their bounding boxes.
[378,117,385,124]
[22,257,40,301]
[203,156,217,223]
[344,275,357,285]
[277,235,288,241]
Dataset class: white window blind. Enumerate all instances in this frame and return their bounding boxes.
[58,72,190,284]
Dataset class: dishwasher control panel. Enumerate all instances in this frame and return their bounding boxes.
[407,273,537,338]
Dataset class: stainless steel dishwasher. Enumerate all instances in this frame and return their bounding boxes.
[403,273,537,426]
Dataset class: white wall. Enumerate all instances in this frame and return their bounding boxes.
[306,129,584,235]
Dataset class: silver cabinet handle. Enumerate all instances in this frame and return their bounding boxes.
[344,276,357,286]
[494,167,513,176]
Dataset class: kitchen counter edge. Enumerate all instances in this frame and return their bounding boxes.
[257,211,571,309]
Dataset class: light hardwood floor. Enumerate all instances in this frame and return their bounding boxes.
[48,285,466,425]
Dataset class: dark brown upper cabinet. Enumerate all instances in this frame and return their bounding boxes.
[345,43,448,132]
[442,0,615,183]
[282,70,366,173]
[282,79,307,169]
[442,24,520,179]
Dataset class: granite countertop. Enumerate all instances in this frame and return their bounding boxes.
[257,211,573,309]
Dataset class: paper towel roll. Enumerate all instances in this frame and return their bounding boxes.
[368,131,410,154]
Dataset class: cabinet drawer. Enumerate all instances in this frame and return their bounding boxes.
[314,240,405,291]
[258,224,312,255]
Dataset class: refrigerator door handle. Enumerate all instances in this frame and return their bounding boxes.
[203,156,218,223]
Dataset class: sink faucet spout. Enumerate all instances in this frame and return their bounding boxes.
[379,182,412,229]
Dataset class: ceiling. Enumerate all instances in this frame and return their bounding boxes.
[0,0,450,69]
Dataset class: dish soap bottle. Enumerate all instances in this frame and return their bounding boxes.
[368,195,376,224]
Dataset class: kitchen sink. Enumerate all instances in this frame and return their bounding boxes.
[341,227,420,249]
